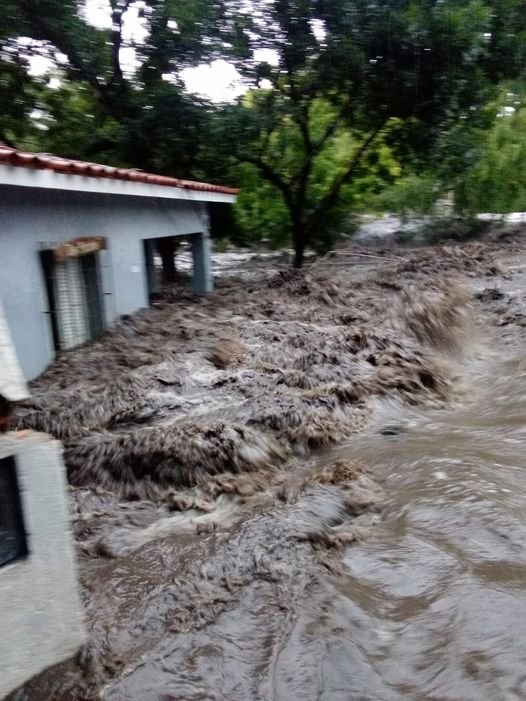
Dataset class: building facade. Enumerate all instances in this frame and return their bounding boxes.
[0,145,237,380]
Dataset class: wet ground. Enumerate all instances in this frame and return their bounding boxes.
[9,232,526,701]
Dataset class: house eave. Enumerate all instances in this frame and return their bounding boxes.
[0,165,237,204]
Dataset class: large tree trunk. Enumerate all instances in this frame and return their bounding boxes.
[157,237,178,284]
[293,241,305,268]
[292,220,306,268]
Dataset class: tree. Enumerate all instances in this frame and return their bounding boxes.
[231,97,401,251]
[2,0,526,264]
[212,0,516,266]
[0,0,239,276]
[0,0,222,175]
[455,89,526,214]
[0,56,37,146]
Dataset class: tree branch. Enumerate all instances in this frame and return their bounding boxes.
[304,120,387,237]
[109,1,126,82]
[239,153,295,211]
[259,122,276,156]
[292,100,349,192]
[311,100,352,157]
[16,0,133,119]
[109,1,132,82]
[281,46,312,153]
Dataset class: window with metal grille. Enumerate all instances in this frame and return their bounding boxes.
[0,456,28,567]
[41,250,105,351]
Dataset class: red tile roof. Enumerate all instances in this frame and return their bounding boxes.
[0,144,239,196]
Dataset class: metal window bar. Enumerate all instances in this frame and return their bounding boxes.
[40,250,106,351]
[143,239,161,298]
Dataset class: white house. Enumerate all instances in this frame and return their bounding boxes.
[0,144,238,380]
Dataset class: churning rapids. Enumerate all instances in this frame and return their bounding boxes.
[9,231,526,701]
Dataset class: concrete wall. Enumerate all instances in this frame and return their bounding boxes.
[0,185,210,380]
[0,432,85,698]
[0,298,29,402]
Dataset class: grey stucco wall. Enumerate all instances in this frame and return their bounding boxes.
[0,432,85,698]
[0,185,209,380]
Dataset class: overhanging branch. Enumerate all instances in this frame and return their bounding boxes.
[292,98,351,192]
[305,120,387,237]
[16,0,132,119]
[239,153,295,211]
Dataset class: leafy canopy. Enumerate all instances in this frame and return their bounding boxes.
[1,0,526,260]
[209,0,514,264]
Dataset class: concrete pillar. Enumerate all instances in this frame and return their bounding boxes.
[0,298,29,403]
[143,239,160,298]
[191,231,213,294]
[97,248,118,325]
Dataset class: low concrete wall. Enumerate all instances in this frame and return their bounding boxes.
[0,432,85,698]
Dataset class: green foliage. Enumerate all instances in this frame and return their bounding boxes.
[229,99,402,251]
[233,163,291,248]
[0,0,220,176]
[455,91,526,213]
[420,217,490,243]
[370,173,442,218]
[16,82,121,159]
[1,0,526,261]
[212,237,230,253]
[0,58,37,145]
[210,0,524,264]
[396,216,490,246]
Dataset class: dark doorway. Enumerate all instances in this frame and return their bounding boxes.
[0,456,28,568]
[157,236,179,284]
[143,236,186,302]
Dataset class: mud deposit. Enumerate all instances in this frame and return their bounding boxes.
[10,234,526,700]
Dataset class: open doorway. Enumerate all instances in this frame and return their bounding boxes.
[143,233,212,301]
[143,236,181,300]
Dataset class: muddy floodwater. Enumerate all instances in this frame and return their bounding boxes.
[9,234,526,701]
[330,345,526,699]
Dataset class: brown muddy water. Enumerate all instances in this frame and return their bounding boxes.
[329,344,526,700]
[9,237,526,701]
